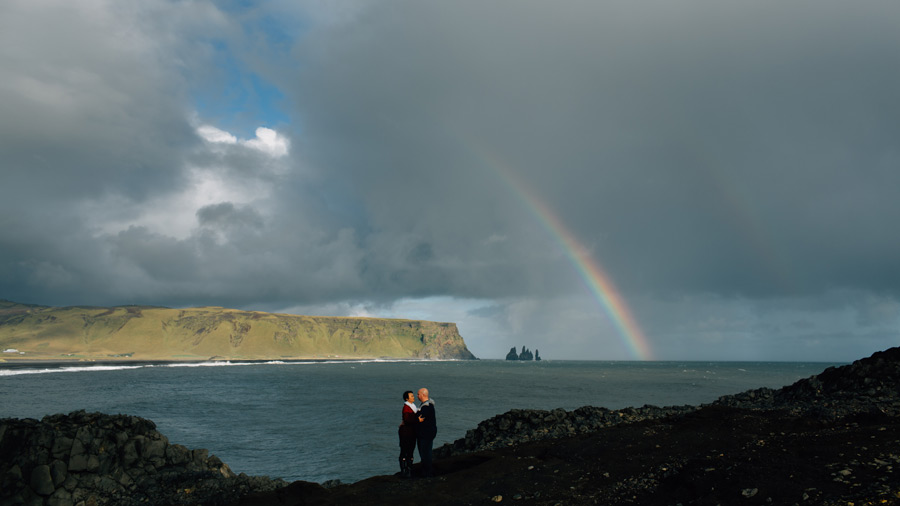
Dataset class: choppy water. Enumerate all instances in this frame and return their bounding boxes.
[0,359,837,483]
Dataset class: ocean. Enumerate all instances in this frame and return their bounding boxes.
[0,359,838,484]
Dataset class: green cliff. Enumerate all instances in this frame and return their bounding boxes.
[0,300,477,361]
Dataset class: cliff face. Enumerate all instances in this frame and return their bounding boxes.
[0,301,477,361]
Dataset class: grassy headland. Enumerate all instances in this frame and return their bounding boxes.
[0,300,476,362]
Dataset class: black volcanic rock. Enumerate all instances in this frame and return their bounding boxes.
[714,346,900,418]
[438,346,900,459]
[0,411,285,506]
[518,346,533,361]
[506,345,538,360]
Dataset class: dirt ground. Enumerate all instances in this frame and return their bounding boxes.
[239,405,900,505]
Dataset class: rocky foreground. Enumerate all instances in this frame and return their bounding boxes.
[0,412,287,506]
[3,348,900,505]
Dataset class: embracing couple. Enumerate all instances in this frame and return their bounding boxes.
[398,387,437,478]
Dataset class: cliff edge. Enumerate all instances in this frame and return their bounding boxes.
[0,300,476,361]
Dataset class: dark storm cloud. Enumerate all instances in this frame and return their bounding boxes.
[197,203,264,230]
[0,2,197,201]
[288,0,900,301]
[2,1,899,359]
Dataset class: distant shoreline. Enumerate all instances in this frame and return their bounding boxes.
[1,355,845,365]
[0,356,455,366]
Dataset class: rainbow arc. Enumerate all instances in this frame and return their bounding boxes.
[472,147,653,360]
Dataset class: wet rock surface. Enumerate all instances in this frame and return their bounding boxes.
[0,411,285,506]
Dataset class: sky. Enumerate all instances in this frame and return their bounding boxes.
[2,0,899,361]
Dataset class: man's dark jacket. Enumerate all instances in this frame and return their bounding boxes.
[416,399,437,439]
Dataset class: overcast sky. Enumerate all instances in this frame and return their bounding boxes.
[2,0,899,361]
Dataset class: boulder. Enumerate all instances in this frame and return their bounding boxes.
[0,412,287,506]
[30,464,55,496]
[49,460,67,487]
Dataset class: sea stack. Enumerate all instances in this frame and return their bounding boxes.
[519,346,534,360]
[506,346,538,361]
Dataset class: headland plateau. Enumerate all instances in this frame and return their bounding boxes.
[2,347,899,505]
[0,300,476,362]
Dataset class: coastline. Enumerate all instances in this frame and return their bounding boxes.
[0,301,479,362]
[2,347,898,505]
[0,356,461,365]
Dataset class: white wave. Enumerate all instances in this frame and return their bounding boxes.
[0,364,146,376]
[159,361,254,368]
[0,357,442,376]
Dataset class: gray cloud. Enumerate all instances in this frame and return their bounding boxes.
[288,0,900,301]
[2,0,899,359]
[197,203,264,231]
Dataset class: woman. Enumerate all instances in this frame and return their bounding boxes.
[398,390,418,478]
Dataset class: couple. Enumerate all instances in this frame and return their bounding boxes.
[398,387,437,478]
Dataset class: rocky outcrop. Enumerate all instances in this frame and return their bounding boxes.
[0,301,477,361]
[505,346,536,361]
[438,346,900,458]
[713,346,900,418]
[435,404,694,458]
[518,346,533,361]
[0,411,285,506]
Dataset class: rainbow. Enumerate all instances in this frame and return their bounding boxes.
[473,148,654,361]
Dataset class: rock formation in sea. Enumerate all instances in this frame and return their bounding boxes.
[518,346,534,361]
[534,349,541,361]
[0,300,476,361]
[505,346,537,360]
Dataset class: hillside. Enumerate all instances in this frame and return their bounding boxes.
[0,300,476,361]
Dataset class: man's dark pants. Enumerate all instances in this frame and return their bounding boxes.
[417,435,434,477]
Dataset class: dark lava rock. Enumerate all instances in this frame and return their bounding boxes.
[0,411,286,506]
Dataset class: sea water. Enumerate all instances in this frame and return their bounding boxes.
[0,359,838,483]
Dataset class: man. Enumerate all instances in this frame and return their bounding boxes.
[415,387,437,477]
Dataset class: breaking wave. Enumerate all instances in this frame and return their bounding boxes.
[0,358,431,376]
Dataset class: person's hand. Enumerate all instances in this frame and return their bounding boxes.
[418,415,424,422]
